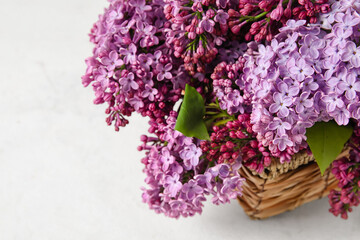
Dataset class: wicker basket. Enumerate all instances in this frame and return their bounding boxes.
[237,149,350,219]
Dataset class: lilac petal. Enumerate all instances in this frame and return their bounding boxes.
[268,121,280,131]
[303,65,314,76]
[157,73,164,81]
[303,99,313,108]
[353,82,360,91]
[269,103,280,113]
[342,51,353,62]
[283,97,293,106]
[164,72,172,79]
[131,81,139,90]
[164,63,172,71]
[279,107,289,117]
[296,105,304,113]
[273,92,282,102]
[351,56,360,68]
[345,89,356,100]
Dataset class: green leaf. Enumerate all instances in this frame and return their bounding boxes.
[306,120,353,175]
[175,84,210,140]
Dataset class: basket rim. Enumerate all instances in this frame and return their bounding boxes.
[249,146,351,180]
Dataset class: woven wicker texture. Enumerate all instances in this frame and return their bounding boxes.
[237,149,349,219]
[252,148,350,180]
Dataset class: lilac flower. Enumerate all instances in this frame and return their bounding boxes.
[120,43,137,64]
[269,92,293,117]
[268,118,292,135]
[170,161,183,175]
[182,180,203,201]
[119,19,136,35]
[277,81,299,97]
[199,16,215,33]
[289,58,314,82]
[330,107,351,125]
[255,79,272,98]
[324,44,344,65]
[156,63,173,81]
[107,7,124,23]
[270,1,284,21]
[278,32,298,55]
[303,77,319,92]
[128,96,144,111]
[141,84,158,101]
[280,19,306,32]
[160,148,175,171]
[273,135,293,152]
[101,50,123,71]
[330,27,352,49]
[334,11,360,35]
[165,173,182,197]
[254,59,271,78]
[322,94,345,112]
[119,72,139,92]
[180,144,202,169]
[195,172,213,189]
[300,35,325,60]
[294,92,313,113]
[216,0,229,8]
[139,24,159,48]
[338,72,360,100]
[220,176,244,199]
[95,66,111,89]
[218,164,230,178]
[291,121,312,144]
[228,90,244,108]
[129,0,152,14]
[84,0,360,219]
[138,54,153,71]
[341,41,360,67]
[238,11,360,160]
[214,10,229,25]
[257,45,275,62]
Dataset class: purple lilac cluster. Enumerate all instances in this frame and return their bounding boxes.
[318,0,360,30]
[82,0,190,130]
[328,130,360,219]
[140,112,244,218]
[226,3,360,162]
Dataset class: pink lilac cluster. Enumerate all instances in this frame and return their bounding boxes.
[139,112,244,218]
[227,3,360,162]
[163,0,329,77]
[328,130,360,219]
[163,0,233,76]
[229,0,331,41]
[82,0,190,130]
[200,114,272,173]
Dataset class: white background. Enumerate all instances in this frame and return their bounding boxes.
[0,0,359,239]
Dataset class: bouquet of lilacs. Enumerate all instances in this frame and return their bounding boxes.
[83,0,360,219]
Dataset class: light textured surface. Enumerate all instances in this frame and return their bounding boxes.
[0,1,359,239]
